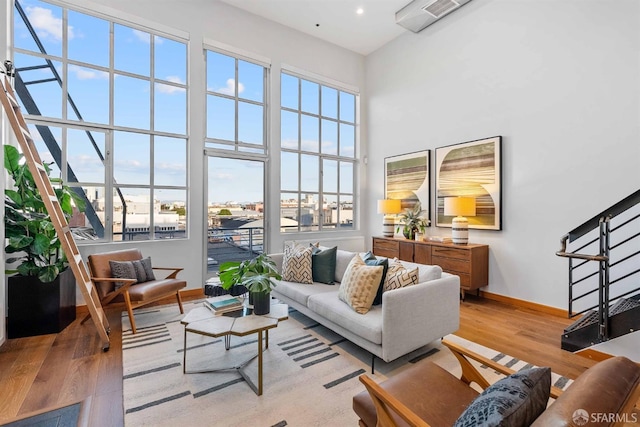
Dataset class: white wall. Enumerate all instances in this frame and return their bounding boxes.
[364,0,640,309]
[48,0,367,303]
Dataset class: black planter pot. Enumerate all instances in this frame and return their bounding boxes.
[251,291,271,315]
[7,268,76,338]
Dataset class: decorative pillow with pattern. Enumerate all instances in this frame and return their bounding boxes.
[338,255,384,314]
[453,367,551,427]
[131,260,147,283]
[109,260,137,290]
[384,258,418,291]
[140,257,156,281]
[282,242,313,284]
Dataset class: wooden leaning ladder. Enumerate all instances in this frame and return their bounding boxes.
[0,75,111,351]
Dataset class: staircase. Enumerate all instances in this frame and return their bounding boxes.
[10,0,129,238]
[556,189,640,352]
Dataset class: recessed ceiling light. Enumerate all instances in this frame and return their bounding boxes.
[356,8,364,15]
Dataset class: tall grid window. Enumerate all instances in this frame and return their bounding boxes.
[280,72,357,232]
[205,49,267,153]
[12,0,188,241]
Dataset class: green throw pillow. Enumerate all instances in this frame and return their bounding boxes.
[311,246,337,284]
[362,251,388,305]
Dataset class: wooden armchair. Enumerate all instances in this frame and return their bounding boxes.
[81,249,187,333]
[355,338,640,427]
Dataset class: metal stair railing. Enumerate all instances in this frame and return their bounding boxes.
[556,189,640,344]
[12,0,128,238]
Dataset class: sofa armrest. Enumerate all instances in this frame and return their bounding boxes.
[380,275,460,362]
[268,253,284,273]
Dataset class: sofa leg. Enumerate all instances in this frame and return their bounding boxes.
[371,354,375,374]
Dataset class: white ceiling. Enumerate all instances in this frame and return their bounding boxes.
[219,0,410,56]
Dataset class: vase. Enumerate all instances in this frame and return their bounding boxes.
[403,227,415,240]
[251,291,271,315]
[7,268,76,338]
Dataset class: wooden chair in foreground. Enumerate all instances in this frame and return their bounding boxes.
[354,338,640,427]
[82,249,187,333]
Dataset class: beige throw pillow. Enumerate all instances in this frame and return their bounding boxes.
[338,255,384,314]
[384,258,419,291]
[282,242,313,284]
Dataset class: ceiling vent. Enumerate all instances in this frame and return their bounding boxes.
[396,0,473,33]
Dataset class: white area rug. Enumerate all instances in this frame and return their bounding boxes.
[122,301,572,426]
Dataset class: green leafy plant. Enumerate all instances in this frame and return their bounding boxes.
[396,202,429,239]
[218,253,281,294]
[4,144,86,283]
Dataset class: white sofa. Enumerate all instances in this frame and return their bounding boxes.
[269,249,460,370]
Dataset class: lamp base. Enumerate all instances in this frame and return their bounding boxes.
[382,215,395,237]
[451,216,469,245]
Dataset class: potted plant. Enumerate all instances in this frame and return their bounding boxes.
[218,253,281,315]
[4,144,86,337]
[396,202,429,240]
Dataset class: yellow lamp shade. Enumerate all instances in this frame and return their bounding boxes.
[377,199,402,214]
[444,197,476,217]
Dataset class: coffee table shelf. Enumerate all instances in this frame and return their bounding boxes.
[180,301,288,395]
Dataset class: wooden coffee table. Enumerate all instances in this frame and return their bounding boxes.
[180,301,288,396]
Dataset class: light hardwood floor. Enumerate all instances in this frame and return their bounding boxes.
[0,294,596,425]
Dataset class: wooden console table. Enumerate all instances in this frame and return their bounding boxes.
[372,236,489,300]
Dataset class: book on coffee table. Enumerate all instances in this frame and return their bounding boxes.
[203,296,243,313]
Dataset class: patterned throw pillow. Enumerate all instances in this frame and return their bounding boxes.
[282,242,313,284]
[140,257,156,281]
[453,367,551,427]
[338,255,384,314]
[131,260,147,283]
[109,260,137,290]
[384,258,418,291]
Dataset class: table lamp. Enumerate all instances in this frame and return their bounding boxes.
[377,199,402,237]
[444,197,476,244]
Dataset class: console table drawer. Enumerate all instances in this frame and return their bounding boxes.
[457,273,472,288]
[432,246,470,261]
[373,238,399,258]
[432,256,471,274]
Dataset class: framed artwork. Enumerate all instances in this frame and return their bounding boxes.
[384,150,431,223]
[435,136,502,230]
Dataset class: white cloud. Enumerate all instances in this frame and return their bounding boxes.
[155,162,186,174]
[26,6,74,41]
[281,139,298,150]
[156,76,186,94]
[300,139,319,152]
[115,159,148,173]
[212,172,233,181]
[132,29,150,44]
[69,65,108,80]
[216,79,245,96]
[68,154,103,168]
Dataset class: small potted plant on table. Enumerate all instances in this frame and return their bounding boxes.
[397,202,429,240]
[218,253,281,315]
